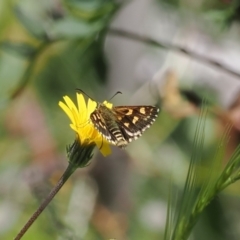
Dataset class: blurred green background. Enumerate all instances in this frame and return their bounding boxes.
[1,0,240,239]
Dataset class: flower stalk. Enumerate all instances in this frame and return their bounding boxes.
[14,139,96,240]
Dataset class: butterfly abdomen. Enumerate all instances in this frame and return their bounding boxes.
[104,115,128,148]
[108,126,127,148]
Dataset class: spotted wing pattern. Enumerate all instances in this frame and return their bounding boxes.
[113,106,159,144]
[90,105,159,148]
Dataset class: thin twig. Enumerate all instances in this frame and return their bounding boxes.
[108,28,240,79]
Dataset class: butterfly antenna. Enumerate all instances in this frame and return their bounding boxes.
[76,88,94,101]
[109,91,122,101]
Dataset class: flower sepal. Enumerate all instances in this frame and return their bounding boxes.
[66,137,95,169]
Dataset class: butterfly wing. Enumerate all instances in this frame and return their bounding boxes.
[90,104,159,148]
[90,110,116,144]
[113,106,159,143]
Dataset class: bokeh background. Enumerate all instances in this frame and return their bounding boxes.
[1,0,240,239]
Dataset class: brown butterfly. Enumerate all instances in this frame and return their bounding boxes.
[91,104,159,149]
[77,89,159,148]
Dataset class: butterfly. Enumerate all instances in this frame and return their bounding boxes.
[90,102,159,148]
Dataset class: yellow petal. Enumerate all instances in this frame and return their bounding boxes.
[63,96,79,114]
[96,140,112,156]
[63,96,80,124]
[77,93,87,121]
[87,98,97,117]
[70,123,78,132]
[59,101,76,125]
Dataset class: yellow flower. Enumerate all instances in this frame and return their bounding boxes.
[59,93,112,156]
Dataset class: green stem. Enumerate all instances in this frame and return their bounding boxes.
[14,163,77,240]
[218,171,240,191]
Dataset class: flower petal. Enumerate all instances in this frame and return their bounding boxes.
[70,123,78,132]
[77,93,87,122]
[63,96,79,114]
[87,98,97,118]
[63,96,81,124]
[59,101,76,124]
[96,140,112,156]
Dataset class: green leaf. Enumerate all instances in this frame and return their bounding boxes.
[64,0,117,21]
[51,17,104,38]
[0,41,36,57]
[14,7,47,40]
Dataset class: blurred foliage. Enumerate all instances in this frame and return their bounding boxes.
[1,0,240,240]
[159,0,240,28]
[0,0,118,104]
